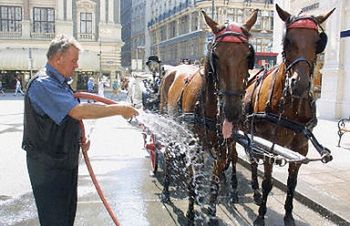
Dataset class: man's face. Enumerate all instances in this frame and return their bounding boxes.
[56,46,79,77]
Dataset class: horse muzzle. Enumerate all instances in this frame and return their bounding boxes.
[288,72,311,98]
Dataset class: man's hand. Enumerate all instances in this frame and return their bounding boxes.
[81,140,91,153]
[121,105,139,120]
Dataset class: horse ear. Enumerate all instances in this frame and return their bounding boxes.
[201,10,224,34]
[276,3,291,22]
[243,9,258,31]
[315,8,336,24]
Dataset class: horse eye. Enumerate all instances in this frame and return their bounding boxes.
[284,38,291,46]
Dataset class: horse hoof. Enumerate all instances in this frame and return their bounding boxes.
[253,190,262,206]
[253,216,265,226]
[230,190,239,203]
[284,214,295,226]
[161,192,170,203]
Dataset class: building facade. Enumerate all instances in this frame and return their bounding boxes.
[121,0,132,71]
[130,0,146,71]
[0,0,123,91]
[145,0,275,66]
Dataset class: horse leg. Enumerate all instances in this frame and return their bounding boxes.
[283,162,301,226]
[251,161,262,205]
[230,144,239,203]
[186,166,195,224]
[284,137,308,225]
[208,148,227,223]
[254,162,273,226]
[161,145,173,203]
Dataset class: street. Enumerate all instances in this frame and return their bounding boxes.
[0,95,339,225]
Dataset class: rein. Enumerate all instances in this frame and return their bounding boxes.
[245,17,323,145]
[209,24,250,99]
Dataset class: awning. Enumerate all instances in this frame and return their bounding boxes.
[0,48,99,71]
[0,48,46,70]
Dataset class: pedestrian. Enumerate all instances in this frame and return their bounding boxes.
[14,77,24,96]
[86,77,95,103]
[87,77,94,93]
[22,34,138,226]
[0,80,5,95]
[98,75,109,97]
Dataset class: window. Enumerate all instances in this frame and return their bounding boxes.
[169,21,176,38]
[80,12,92,34]
[0,6,22,32]
[33,7,55,33]
[179,15,189,35]
[160,25,166,41]
[191,12,198,31]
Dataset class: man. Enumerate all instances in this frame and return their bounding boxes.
[22,34,138,226]
[87,77,94,93]
[14,77,25,96]
[0,80,5,95]
[86,77,95,103]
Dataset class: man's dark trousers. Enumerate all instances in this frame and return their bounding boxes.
[27,153,78,226]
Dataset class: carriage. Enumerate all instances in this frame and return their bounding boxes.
[140,56,165,174]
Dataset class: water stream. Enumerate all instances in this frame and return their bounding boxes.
[133,111,215,224]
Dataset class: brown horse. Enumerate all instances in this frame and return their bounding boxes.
[159,64,199,115]
[242,4,335,226]
[159,10,258,224]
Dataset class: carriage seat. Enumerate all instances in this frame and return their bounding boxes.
[337,117,350,147]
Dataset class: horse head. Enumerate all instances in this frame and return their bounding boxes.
[277,4,335,98]
[202,9,257,137]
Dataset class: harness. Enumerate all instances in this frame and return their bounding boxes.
[246,16,325,142]
[178,23,255,155]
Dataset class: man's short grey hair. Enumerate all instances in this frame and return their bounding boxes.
[46,34,82,59]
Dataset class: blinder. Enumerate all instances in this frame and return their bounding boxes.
[286,17,328,55]
[316,32,328,54]
[247,43,255,69]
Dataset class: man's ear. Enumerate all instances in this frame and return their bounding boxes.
[56,54,64,65]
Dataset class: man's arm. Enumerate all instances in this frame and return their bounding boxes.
[68,103,139,120]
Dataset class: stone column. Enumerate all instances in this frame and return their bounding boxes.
[23,0,29,20]
[108,0,114,23]
[22,0,30,38]
[100,0,106,23]
[57,0,64,20]
[317,0,346,119]
[67,0,73,20]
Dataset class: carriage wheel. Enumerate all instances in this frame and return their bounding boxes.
[150,134,158,174]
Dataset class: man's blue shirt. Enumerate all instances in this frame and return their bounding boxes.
[28,64,79,125]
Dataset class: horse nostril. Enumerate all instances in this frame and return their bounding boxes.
[224,104,242,122]
[291,78,297,86]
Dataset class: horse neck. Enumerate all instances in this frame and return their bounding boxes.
[201,73,218,119]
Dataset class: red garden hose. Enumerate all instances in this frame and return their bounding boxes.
[74,92,121,226]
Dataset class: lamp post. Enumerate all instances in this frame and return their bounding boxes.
[212,0,215,19]
[136,46,145,71]
[28,48,33,79]
[99,39,102,78]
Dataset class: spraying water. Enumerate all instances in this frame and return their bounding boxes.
[132,111,214,224]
